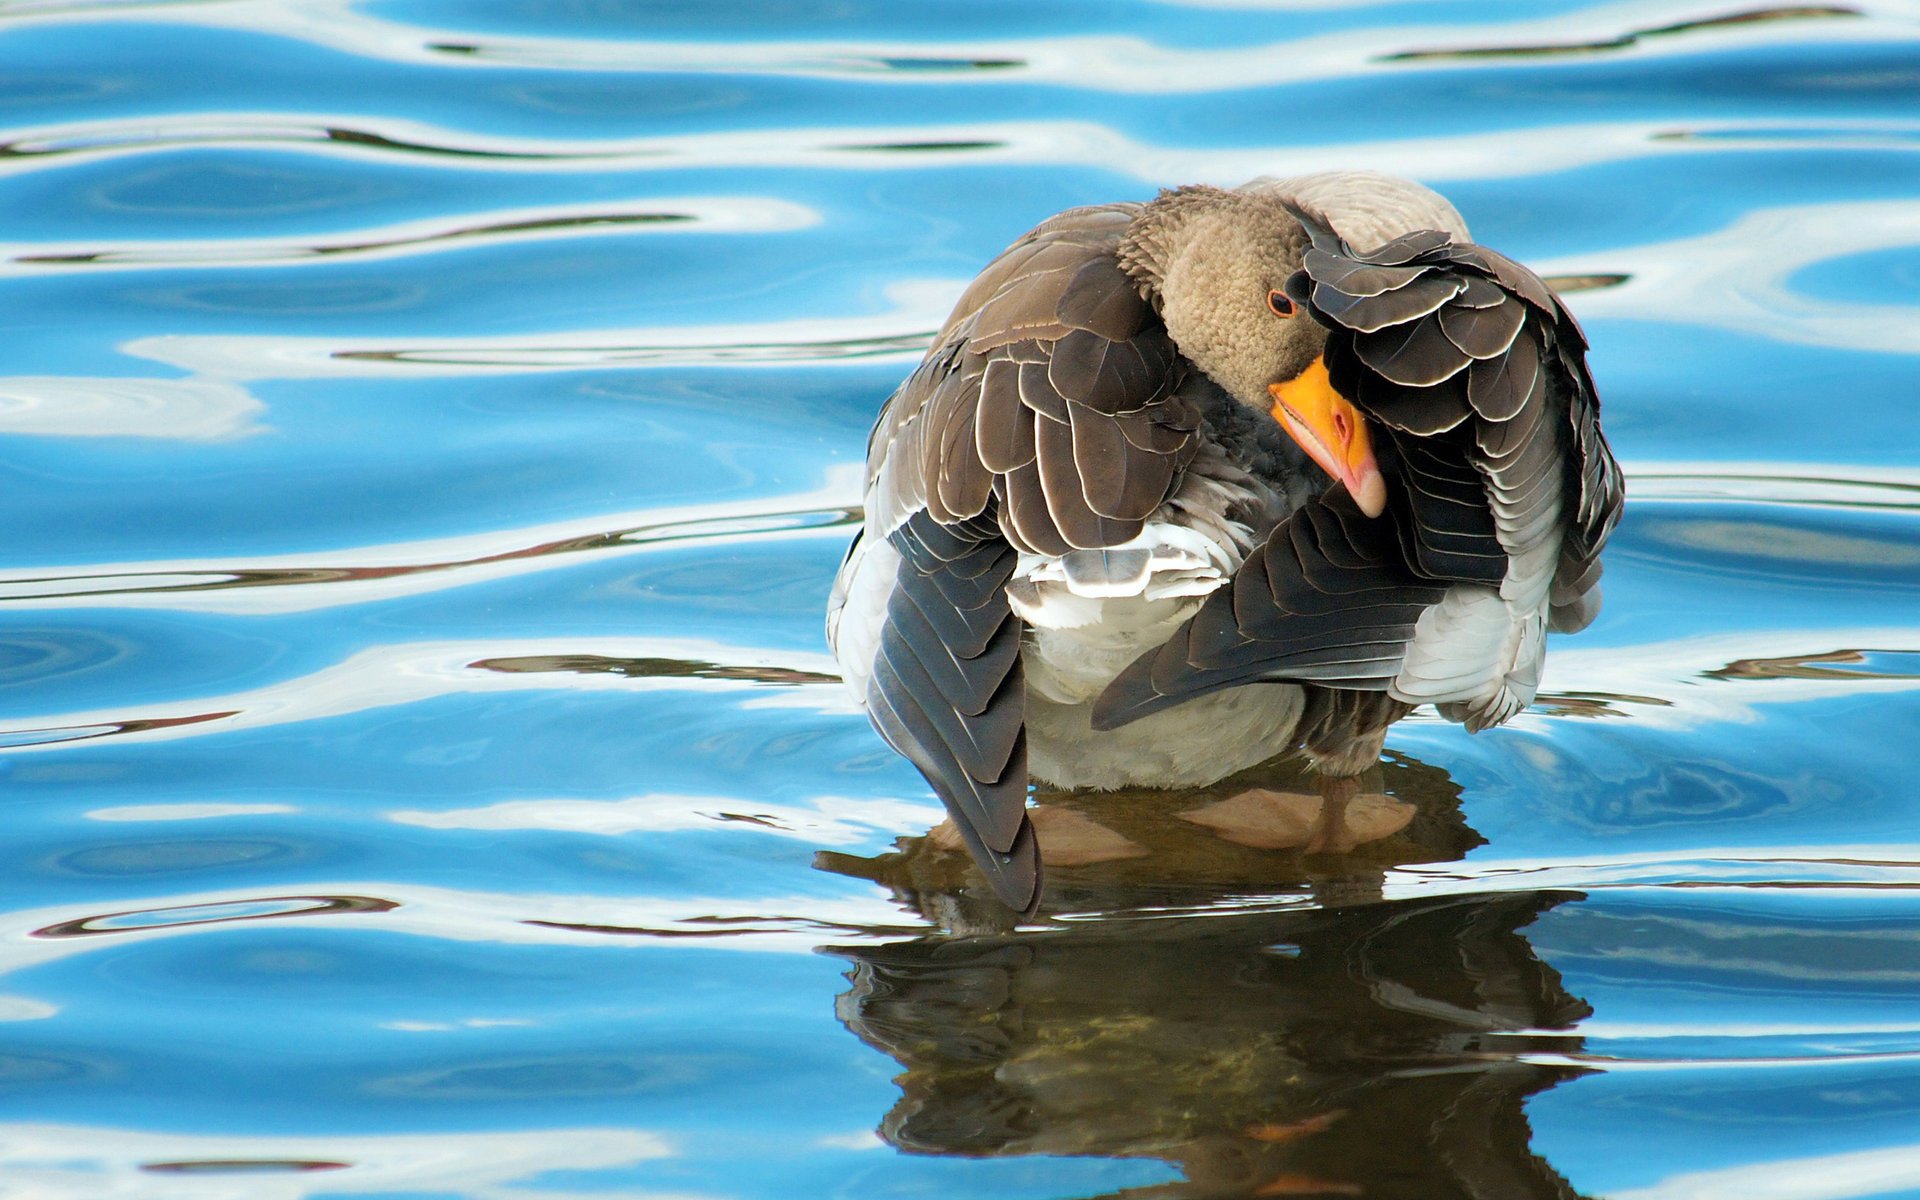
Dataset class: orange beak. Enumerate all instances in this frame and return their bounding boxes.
[1268,356,1388,518]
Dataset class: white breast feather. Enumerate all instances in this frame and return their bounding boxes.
[1007,459,1272,704]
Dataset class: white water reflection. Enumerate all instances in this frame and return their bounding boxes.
[10,0,1913,89]
[382,1017,535,1031]
[13,109,1919,195]
[2,196,818,273]
[0,376,263,439]
[0,995,58,1021]
[0,616,1904,757]
[1541,198,1920,355]
[0,1123,673,1200]
[1614,1141,1920,1200]
[0,466,862,614]
[86,803,297,822]
[0,635,854,754]
[1628,465,1920,508]
[1538,624,1920,731]
[1387,857,1920,903]
[0,881,919,974]
[120,281,953,377]
[392,792,939,846]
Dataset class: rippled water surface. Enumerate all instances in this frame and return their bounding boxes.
[3,2,1919,1197]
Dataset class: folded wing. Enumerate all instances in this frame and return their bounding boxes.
[1095,210,1623,734]
[832,206,1202,910]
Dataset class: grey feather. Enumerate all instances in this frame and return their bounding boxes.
[837,177,1621,915]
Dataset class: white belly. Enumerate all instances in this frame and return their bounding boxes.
[1026,677,1304,791]
[832,458,1306,793]
[1014,587,1304,791]
[998,491,1305,790]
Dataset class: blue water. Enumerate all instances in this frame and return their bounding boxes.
[1,2,1918,1197]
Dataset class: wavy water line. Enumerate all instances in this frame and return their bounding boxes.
[0,466,862,613]
[1613,1141,1920,1200]
[389,792,939,848]
[0,114,603,170]
[1538,197,1920,355]
[5,864,1911,986]
[1543,625,1920,721]
[278,2,1905,86]
[0,463,1901,618]
[91,181,1920,385]
[8,108,1918,191]
[0,113,618,170]
[323,329,934,369]
[1385,848,1920,905]
[0,462,1904,623]
[1534,1047,1920,1073]
[1380,5,1871,61]
[0,196,818,274]
[33,895,396,939]
[0,1122,672,1200]
[0,634,855,754]
[0,375,263,439]
[113,279,954,378]
[1626,464,1920,510]
[0,880,922,975]
[1533,624,1920,731]
[3,0,1908,89]
[1579,1019,1920,1039]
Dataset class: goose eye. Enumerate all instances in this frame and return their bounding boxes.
[1267,289,1297,318]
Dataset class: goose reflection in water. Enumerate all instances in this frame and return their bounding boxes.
[820,754,1591,1199]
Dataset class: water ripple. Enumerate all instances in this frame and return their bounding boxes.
[4,197,818,272]
[390,792,935,847]
[1539,197,1920,355]
[0,635,852,754]
[32,895,395,939]
[1390,855,1920,901]
[1612,1144,1920,1200]
[142,1159,349,1174]
[0,1123,672,1199]
[10,112,1915,187]
[120,295,949,376]
[0,375,262,438]
[0,3,1915,1196]
[0,480,861,612]
[14,0,1901,89]
[1384,6,1865,62]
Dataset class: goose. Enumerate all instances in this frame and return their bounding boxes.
[827,170,1623,914]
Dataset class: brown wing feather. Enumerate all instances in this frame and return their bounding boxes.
[1546,293,1624,631]
[867,511,1041,912]
[1095,209,1623,731]
[1293,213,1623,611]
[1092,489,1448,729]
[855,204,1198,908]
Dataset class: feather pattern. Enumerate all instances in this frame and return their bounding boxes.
[836,204,1211,910]
[1308,207,1622,727]
[832,172,1622,911]
[1093,199,1623,737]
[1092,489,1447,728]
[867,509,1041,910]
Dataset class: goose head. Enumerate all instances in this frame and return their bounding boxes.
[1121,178,1474,518]
[1120,182,1416,518]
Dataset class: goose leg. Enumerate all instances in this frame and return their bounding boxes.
[1179,772,1413,852]
[1305,774,1363,854]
